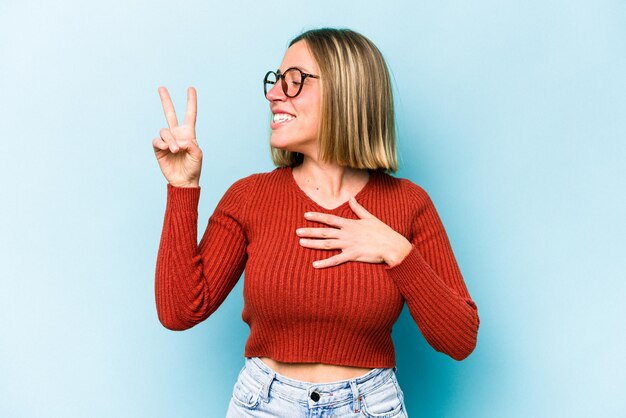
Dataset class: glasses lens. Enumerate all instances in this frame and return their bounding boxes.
[283,68,303,97]
[264,71,277,97]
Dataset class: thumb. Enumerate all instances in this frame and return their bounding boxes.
[348,196,374,219]
[178,137,203,160]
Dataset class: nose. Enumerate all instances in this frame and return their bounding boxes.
[266,80,286,102]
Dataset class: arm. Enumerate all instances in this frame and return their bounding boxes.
[154,176,254,331]
[385,184,480,360]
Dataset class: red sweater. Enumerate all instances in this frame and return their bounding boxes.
[155,166,479,367]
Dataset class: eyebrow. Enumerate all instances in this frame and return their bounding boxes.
[278,65,314,74]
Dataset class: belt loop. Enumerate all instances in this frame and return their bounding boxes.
[260,370,275,402]
[349,379,361,413]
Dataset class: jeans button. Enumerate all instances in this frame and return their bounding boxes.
[310,391,320,401]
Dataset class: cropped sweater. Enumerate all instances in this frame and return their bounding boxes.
[155,166,480,367]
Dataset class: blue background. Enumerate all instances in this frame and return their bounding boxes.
[1,1,624,417]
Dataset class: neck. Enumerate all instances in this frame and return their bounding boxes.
[293,156,369,198]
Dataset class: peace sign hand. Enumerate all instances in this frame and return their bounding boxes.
[152,86,203,187]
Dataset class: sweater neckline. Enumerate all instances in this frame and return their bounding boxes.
[286,165,377,212]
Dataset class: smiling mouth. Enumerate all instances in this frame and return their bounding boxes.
[273,113,295,124]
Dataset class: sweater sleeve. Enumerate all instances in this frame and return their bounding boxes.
[154,176,254,331]
[385,183,480,360]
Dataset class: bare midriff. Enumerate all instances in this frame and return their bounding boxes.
[259,357,374,383]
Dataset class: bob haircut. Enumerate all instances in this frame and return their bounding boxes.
[270,28,399,173]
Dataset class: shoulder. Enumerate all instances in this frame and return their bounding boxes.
[211,171,270,230]
[219,167,287,203]
[248,166,289,185]
[226,166,292,201]
[376,171,433,207]
[223,166,282,190]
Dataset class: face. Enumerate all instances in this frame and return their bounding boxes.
[266,40,321,156]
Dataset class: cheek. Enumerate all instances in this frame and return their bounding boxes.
[302,114,319,135]
[304,103,322,127]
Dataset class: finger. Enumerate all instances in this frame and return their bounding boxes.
[295,227,340,239]
[158,86,179,129]
[160,128,179,153]
[348,196,375,219]
[312,253,351,269]
[303,212,347,228]
[183,87,197,129]
[163,131,202,161]
[299,238,342,251]
[152,137,169,152]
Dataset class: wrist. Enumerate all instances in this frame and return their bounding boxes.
[169,181,199,188]
[384,238,413,268]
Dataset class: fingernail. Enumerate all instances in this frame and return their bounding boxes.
[296,229,303,234]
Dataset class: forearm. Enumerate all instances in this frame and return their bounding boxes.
[386,245,479,360]
[155,184,247,331]
[155,185,208,330]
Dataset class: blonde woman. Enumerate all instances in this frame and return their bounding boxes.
[153,28,479,417]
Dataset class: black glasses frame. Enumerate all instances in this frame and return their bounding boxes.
[263,67,320,98]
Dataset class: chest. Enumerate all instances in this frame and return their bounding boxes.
[240,199,411,325]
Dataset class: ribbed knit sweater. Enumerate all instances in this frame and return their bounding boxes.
[155,166,479,367]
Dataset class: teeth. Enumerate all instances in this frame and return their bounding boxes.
[273,113,295,123]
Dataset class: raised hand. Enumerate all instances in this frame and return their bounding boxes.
[152,86,203,187]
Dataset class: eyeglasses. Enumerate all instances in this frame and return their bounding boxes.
[263,67,320,98]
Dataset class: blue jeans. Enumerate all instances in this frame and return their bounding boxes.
[226,357,408,417]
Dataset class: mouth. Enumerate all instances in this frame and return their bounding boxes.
[273,113,295,123]
[271,113,296,129]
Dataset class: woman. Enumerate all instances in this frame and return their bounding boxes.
[153,28,479,417]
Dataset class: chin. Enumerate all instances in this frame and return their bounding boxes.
[269,140,289,151]
[270,136,296,152]
[270,132,313,155]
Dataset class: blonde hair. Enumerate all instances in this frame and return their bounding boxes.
[270,28,398,173]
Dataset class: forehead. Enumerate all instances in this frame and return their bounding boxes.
[279,40,318,73]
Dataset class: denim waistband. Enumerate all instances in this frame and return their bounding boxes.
[243,356,397,408]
